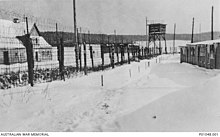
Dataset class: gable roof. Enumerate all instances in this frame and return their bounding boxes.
[0,19,36,37]
[0,19,26,37]
[30,23,41,37]
[187,39,220,46]
[0,19,52,49]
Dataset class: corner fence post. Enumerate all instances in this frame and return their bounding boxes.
[60,37,65,81]
[101,44,105,70]
[27,36,34,87]
[90,45,94,70]
[79,45,82,71]
[112,45,115,68]
[18,34,34,87]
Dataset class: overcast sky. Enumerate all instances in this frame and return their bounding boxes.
[0,0,219,35]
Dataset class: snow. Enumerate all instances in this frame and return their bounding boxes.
[0,19,26,37]
[187,39,220,46]
[0,19,36,38]
[0,37,24,49]
[0,54,220,132]
[107,58,220,132]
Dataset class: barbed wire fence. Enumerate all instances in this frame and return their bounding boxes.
[0,8,150,90]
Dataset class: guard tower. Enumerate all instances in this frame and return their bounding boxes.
[148,23,167,55]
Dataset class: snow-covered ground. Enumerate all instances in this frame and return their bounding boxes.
[0,54,220,132]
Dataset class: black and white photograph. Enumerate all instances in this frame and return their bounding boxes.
[0,0,219,136]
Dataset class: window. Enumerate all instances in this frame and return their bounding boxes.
[32,38,39,46]
[36,38,38,44]
[47,51,50,56]
[15,52,18,57]
[42,51,45,55]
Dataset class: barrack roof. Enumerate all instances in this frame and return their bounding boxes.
[187,39,220,46]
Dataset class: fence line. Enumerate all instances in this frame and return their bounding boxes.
[0,8,164,90]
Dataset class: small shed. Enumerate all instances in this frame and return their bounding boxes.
[180,39,220,69]
[0,19,52,65]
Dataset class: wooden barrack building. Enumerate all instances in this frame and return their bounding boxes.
[180,39,220,69]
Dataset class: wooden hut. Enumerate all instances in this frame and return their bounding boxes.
[0,19,52,65]
[180,39,220,69]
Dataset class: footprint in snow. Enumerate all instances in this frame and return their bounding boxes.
[102,103,109,109]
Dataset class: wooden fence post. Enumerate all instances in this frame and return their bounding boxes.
[90,46,94,69]
[77,29,82,71]
[17,18,34,86]
[112,45,115,68]
[127,45,130,64]
[56,23,59,61]
[27,35,34,86]
[121,44,124,65]
[75,29,79,72]
[79,45,82,71]
[101,44,105,70]
[116,45,119,64]
[56,23,64,81]
[17,34,34,86]
[83,42,87,75]
[60,37,65,81]
[142,47,144,59]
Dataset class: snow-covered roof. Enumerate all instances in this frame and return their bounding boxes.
[187,39,220,46]
[0,19,52,49]
[0,19,32,37]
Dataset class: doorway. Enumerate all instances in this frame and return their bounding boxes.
[3,51,9,65]
[35,52,39,62]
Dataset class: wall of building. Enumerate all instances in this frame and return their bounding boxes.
[0,48,26,64]
[0,48,52,65]
[180,43,220,69]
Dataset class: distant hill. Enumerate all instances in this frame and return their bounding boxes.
[166,32,220,42]
[41,31,220,47]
